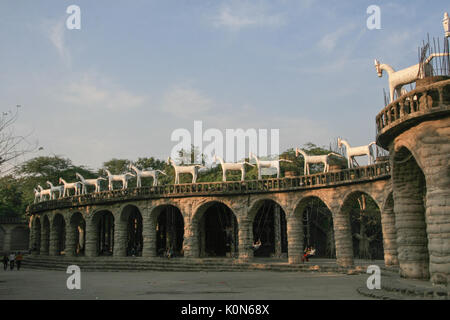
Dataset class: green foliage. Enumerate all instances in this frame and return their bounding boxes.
[0,144,335,217]
[0,175,24,217]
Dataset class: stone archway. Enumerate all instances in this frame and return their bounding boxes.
[381,193,398,266]
[341,192,383,261]
[32,217,41,254]
[86,210,115,257]
[40,215,50,255]
[67,212,85,256]
[51,214,66,256]
[155,205,184,257]
[289,196,334,264]
[392,146,429,280]
[193,201,238,258]
[250,199,287,258]
[120,205,143,257]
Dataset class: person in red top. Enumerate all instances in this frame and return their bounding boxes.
[15,252,23,271]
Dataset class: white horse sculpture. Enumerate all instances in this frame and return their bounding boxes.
[76,173,106,194]
[37,185,52,201]
[33,188,41,203]
[337,138,376,168]
[374,51,450,102]
[167,157,205,184]
[295,148,343,175]
[213,155,255,181]
[128,164,166,187]
[59,178,82,197]
[249,152,292,179]
[105,169,135,190]
[46,181,64,199]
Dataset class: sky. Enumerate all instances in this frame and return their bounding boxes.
[0,0,448,170]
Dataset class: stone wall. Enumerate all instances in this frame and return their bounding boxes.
[389,116,450,285]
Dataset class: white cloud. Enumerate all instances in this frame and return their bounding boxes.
[161,85,214,117]
[318,24,357,53]
[56,74,146,111]
[212,1,286,31]
[42,18,71,66]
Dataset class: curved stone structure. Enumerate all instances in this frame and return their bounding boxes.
[27,163,393,270]
[376,78,450,285]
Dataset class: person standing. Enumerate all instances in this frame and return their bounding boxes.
[2,255,8,271]
[15,252,23,271]
[8,252,15,270]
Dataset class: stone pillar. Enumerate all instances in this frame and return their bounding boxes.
[238,217,253,261]
[49,222,60,256]
[273,206,282,258]
[287,213,303,264]
[332,207,354,267]
[85,218,98,257]
[231,216,236,255]
[183,220,198,258]
[65,223,77,257]
[33,221,41,255]
[199,217,205,257]
[113,217,127,257]
[392,153,429,280]
[142,211,157,258]
[381,204,398,267]
[40,223,49,256]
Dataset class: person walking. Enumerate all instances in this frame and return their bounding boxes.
[2,255,8,271]
[15,252,23,271]
[8,252,15,270]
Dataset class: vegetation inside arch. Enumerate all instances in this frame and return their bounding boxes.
[349,194,383,260]
[199,203,238,258]
[252,201,287,258]
[96,211,114,256]
[156,206,184,257]
[302,198,335,258]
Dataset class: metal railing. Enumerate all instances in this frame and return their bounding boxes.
[28,161,391,214]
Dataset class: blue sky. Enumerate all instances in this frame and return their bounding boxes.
[0,0,448,169]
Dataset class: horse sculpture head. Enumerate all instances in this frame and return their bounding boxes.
[374,59,382,77]
[337,138,343,148]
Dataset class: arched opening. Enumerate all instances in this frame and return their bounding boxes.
[393,146,429,279]
[342,192,383,260]
[93,211,114,256]
[121,205,143,257]
[252,200,287,258]
[41,216,50,255]
[52,214,66,255]
[10,226,29,252]
[301,197,335,259]
[156,205,184,257]
[197,202,238,258]
[70,212,86,256]
[33,217,41,254]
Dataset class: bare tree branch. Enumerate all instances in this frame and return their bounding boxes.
[0,105,39,175]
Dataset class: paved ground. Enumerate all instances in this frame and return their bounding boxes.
[0,268,373,300]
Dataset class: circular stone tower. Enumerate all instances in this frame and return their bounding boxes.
[376,77,450,285]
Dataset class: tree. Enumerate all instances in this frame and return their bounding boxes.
[0,105,37,174]
[100,158,131,175]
